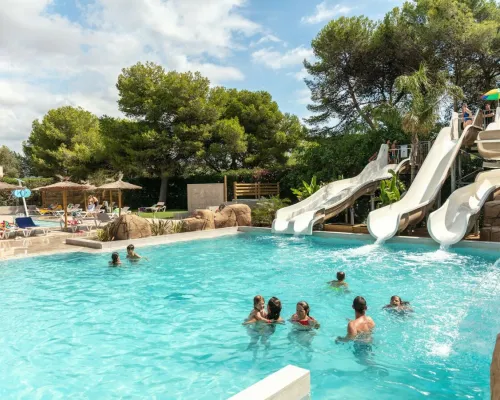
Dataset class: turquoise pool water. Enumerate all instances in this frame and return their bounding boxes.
[31,218,60,228]
[0,233,498,399]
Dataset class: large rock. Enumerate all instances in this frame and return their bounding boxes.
[493,188,500,201]
[480,226,500,242]
[492,334,500,400]
[108,214,151,240]
[182,209,215,232]
[214,204,251,228]
[483,201,500,227]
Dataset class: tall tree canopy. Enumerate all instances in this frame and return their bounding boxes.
[23,106,104,180]
[305,0,500,135]
[0,146,21,178]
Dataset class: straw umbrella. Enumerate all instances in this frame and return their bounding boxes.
[97,177,142,216]
[35,181,91,229]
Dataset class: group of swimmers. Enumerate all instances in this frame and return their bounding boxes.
[244,271,412,342]
[109,244,145,266]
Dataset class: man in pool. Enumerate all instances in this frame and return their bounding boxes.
[126,244,142,260]
[336,296,375,342]
[328,271,348,290]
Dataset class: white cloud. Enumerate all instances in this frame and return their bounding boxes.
[0,0,260,151]
[250,34,282,47]
[295,88,311,105]
[252,46,313,70]
[287,68,309,81]
[302,2,351,24]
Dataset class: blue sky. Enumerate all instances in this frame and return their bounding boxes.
[0,0,403,151]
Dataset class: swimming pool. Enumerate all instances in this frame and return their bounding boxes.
[31,218,61,228]
[0,233,498,399]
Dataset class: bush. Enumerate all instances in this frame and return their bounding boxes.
[149,219,183,236]
[95,225,113,242]
[252,196,291,227]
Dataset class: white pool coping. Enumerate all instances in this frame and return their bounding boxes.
[238,227,500,253]
[228,365,310,400]
[66,227,240,250]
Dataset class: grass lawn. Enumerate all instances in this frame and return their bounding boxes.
[135,209,188,219]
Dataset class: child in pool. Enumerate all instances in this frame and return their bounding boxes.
[244,295,270,324]
[246,297,284,325]
[383,295,412,312]
[109,252,121,266]
[290,301,320,329]
[328,271,349,289]
[126,244,146,260]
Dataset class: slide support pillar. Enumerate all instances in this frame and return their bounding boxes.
[350,207,355,225]
[370,194,375,211]
[451,161,456,192]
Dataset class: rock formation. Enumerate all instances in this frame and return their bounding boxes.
[108,215,152,240]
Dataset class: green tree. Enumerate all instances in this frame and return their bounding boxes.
[222,90,305,168]
[401,0,500,109]
[0,146,21,177]
[23,106,104,180]
[395,64,463,180]
[115,62,222,201]
[305,13,422,135]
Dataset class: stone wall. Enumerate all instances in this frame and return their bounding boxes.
[187,184,224,212]
[480,200,500,242]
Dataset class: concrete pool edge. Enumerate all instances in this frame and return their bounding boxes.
[66,227,241,250]
[237,226,500,252]
[228,365,310,400]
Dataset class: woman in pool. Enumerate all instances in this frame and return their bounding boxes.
[266,297,284,323]
[290,301,320,329]
[109,252,121,266]
[383,295,412,312]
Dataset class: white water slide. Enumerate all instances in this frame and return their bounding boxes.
[367,112,483,242]
[427,109,500,246]
[272,144,409,235]
[427,169,500,246]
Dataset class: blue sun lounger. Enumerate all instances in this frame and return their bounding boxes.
[15,217,51,236]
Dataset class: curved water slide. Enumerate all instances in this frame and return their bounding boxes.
[427,169,500,246]
[367,112,483,242]
[272,144,409,235]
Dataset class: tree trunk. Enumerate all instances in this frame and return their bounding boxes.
[159,174,168,203]
[410,133,419,182]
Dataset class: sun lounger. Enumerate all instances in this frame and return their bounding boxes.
[15,217,51,236]
[141,202,166,213]
[94,212,113,228]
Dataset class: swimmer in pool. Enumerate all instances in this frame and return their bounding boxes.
[290,301,320,329]
[336,296,375,342]
[383,295,412,312]
[109,252,121,266]
[126,244,148,261]
[243,295,270,324]
[328,271,349,290]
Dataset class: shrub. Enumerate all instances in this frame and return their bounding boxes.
[150,219,184,236]
[291,176,321,201]
[252,196,291,227]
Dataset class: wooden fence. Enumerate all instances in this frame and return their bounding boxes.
[233,182,279,200]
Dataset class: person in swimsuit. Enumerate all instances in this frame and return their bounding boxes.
[244,295,270,324]
[290,301,320,329]
[109,252,121,266]
[328,271,349,290]
[336,296,375,342]
[383,295,412,312]
[126,244,143,260]
[484,103,495,126]
[462,103,472,128]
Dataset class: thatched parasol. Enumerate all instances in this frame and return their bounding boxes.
[97,176,142,216]
[0,181,20,191]
[35,181,91,229]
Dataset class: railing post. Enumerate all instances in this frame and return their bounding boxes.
[233,182,237,200]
